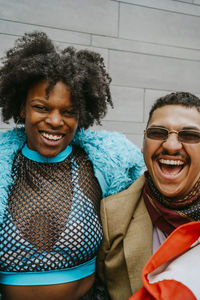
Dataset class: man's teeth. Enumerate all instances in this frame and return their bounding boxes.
[41,132,63,141]
[159,159,184,166]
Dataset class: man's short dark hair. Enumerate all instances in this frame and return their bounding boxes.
[147,92,200,126]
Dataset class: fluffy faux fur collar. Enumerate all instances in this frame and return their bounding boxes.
[0,128,144,223]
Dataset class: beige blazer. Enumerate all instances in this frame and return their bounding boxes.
[97,175,153,300]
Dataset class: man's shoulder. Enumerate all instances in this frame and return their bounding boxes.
[100,174,147,241]
[103,174,145,204]
[100,174,146,225]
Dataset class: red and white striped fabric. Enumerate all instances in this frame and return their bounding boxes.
[129,221,200,300]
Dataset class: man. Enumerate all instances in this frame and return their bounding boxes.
[97,91,200,300]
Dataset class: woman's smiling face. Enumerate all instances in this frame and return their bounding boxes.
[21,81,78,157]
[143,105,200,198]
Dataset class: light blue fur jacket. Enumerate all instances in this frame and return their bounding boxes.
[0,128,145,224]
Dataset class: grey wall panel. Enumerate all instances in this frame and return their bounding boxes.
[109,50,200,93]
[0,35,16,57]
[120,4,200,49]
[92,35,200,61]
[104,86,144,122]
[92,120,145,147]
[115,0,200,16]
[0,20,91,46]
[0,109,14,128]
[144,89,171,123]
[124,134,143,149]
[179,1,193,3]
[0,0,118,36]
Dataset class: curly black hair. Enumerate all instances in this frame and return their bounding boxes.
[147,91,200,126]
[0,31,113,129]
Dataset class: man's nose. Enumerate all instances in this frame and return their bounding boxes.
[45,110,64,127]
[162,132,182,153]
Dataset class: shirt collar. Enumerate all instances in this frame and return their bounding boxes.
[22,144,72,163]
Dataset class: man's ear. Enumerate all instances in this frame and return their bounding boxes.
[141,136,146,154]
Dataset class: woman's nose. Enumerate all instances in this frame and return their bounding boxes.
[45,110,64,127]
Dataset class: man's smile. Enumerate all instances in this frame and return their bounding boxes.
[158,159,184,166]
[156,157,186,178]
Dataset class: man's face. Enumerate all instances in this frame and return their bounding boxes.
[143,104,200,197]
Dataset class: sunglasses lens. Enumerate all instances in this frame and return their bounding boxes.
[146,128,168,140]
[178,131,200,143]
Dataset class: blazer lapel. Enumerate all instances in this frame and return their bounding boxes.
[124,193,153,293]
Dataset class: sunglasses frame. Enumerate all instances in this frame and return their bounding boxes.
[144,126,200,144]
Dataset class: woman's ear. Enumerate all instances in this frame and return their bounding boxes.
[20,105,25,119]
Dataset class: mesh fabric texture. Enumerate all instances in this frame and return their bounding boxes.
[0,146,102,272]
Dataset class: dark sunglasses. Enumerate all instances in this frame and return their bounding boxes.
[144,127,200,144]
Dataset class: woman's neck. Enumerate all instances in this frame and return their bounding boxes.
[22,144,72,163]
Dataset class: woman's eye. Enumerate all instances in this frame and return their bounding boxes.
[33,105,47,111]
[63,110,77,117]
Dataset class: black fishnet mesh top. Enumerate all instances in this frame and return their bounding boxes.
[0,146,102,274]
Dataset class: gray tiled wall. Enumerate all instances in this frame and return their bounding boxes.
[1,0,200,147]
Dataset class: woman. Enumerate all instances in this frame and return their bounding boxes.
[0,31,144,300]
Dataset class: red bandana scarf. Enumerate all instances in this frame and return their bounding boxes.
[143,171,200,235]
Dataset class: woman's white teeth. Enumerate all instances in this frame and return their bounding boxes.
[159,159,184,166]
[42,132,62,141]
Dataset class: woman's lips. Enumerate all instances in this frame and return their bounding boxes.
[41,131,63,141]
[40,131,64,145]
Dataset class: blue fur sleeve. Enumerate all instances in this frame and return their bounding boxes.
[0,128,26,222]
[72,130,145,197]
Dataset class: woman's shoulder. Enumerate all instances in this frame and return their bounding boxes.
[0,128,26,223]
[72,129,145,197]
[0,127,26,148]
[73,129,142,157]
